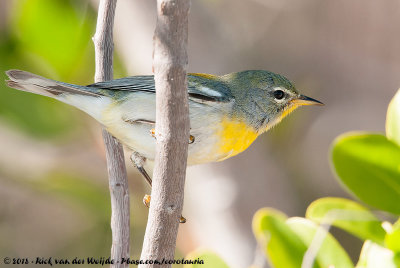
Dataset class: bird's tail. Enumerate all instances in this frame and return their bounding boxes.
[5,70,100,98]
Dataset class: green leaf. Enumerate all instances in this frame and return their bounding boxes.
[287,217,354,268]
[357,241,397,268]
[184,250,228,268]
[386,89,400,146]
[12,0,95,80]
[385,219,400,253]
[0,0,98,138]
[306,197,386,245]
[331,133,400,215]
[253,208,318,268]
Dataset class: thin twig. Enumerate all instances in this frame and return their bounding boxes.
[139,0,190,267]
[93,1,130,267]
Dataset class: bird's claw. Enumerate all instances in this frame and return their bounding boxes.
[143,194,151,208]
[179,216,187,223]
[150,128,156,139]
[189,135,195,144]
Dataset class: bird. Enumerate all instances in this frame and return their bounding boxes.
[5,69,323,217]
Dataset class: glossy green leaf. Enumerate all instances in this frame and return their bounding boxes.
[331,133,400,215]
[306,197,386,245]
[287,217,354,268]
[386,89,400,146]
[184,250,228,268]
[253,208,318,268]
[357,241,397,268]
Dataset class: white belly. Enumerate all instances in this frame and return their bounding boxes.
[98,93,230,165]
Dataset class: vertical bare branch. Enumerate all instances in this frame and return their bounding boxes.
[139,0,190,266]
[93,1,130,267]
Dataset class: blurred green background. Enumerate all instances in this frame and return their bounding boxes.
[1,0,399,267]
[0,0,147,265]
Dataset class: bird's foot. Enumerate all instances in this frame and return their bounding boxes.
[150,128,156,138]
[143,194,151,208]
[179,216,187,223]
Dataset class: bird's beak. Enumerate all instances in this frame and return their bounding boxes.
[291,95,324,106]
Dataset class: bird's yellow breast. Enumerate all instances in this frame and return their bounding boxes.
[216,118,258,161]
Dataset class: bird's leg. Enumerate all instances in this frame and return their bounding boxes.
[130,151,186,223]
[130,152,152,208]
[130,152,152,186]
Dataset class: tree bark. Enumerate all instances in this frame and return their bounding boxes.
[139,0,190,267]
[93,1,130,267]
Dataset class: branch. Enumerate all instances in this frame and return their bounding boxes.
[139,0,190,266]
[93,1,130,267]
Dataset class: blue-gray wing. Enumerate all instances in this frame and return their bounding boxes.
[87,76,155,93]
[86,75,233,103]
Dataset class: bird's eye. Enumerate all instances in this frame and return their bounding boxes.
[273,90,285,100]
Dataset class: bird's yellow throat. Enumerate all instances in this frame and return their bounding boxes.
[279,103,300,122]
[216,118,258,161]
[216,103,301,161]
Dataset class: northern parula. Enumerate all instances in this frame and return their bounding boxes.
[5,69,323,172]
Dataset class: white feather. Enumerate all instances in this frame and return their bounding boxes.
[60,95,112,122]
[198,86,223,98]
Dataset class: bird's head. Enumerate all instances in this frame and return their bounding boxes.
[223,70,323,133]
